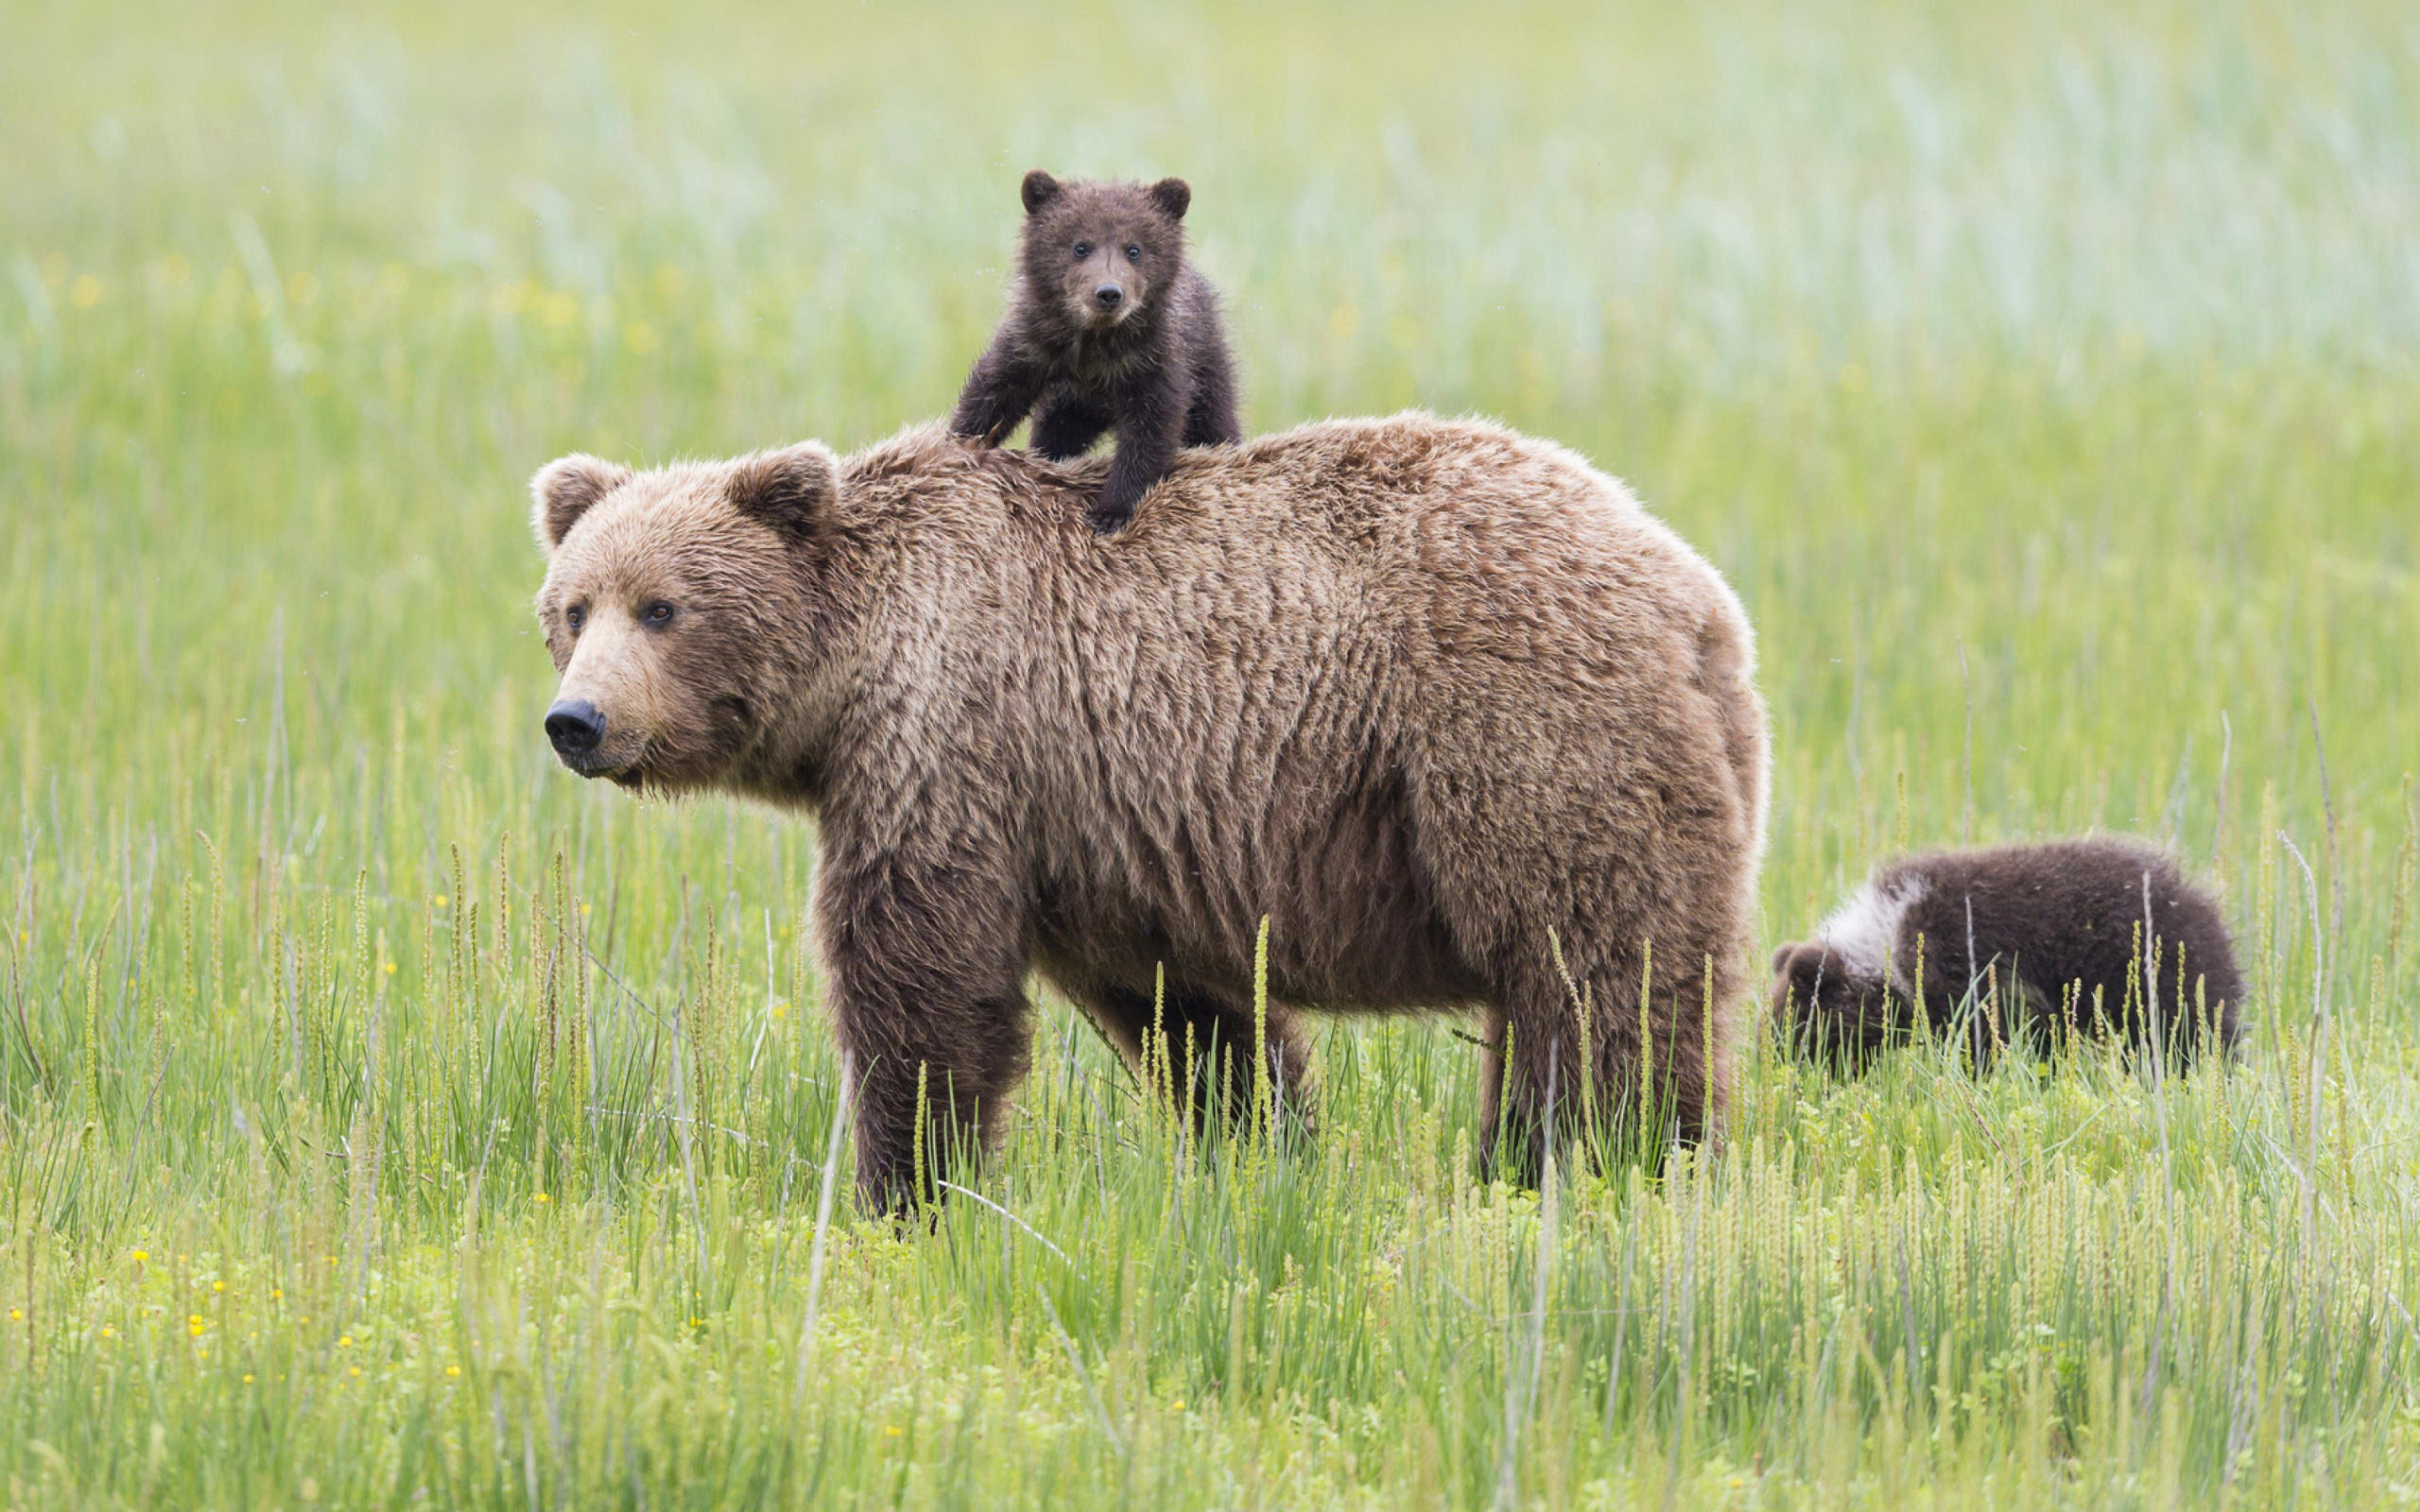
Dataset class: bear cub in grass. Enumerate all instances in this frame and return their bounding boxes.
[951,170,1241,534]
[1771,837,2244,1070]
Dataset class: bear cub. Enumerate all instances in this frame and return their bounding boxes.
[1771,836,2245,1071]
[950,170,1241,535]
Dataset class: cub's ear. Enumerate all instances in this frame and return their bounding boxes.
[728,441,838,542]
[1773,943,1838,1001]
[1020,169,1062,215]
[1147,177,1190,222]
[530,454,632,554]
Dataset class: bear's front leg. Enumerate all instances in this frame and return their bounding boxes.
[815,855,1034,1214]
[949,340,1046,449]
[1090,369,1191,534]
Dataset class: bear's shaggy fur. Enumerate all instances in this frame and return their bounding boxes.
[950,170,1241,535]
[1770,837,2245,1070]
[531,415,1768,1211]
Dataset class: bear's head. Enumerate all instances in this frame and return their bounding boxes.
[1766,938,1899,1067]
[1016,170,1190,335]
[528,442,845,797]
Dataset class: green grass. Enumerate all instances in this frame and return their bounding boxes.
[6,1,2420,1505]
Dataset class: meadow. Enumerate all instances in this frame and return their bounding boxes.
[5,1,2419,1505]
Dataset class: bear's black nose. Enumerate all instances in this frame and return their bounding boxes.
[1092,283,1123,309]
[545,699,604,756]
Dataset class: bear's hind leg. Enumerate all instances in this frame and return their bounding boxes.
[1476,943,1731,1187]
[1582,944,1727,1156]
[1183,313,1242,446]
[1063,978,1314,1143]
[1029,397,1113,462]
[1473,988,1587,1189]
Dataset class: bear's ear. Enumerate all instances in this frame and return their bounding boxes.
[530,454,632,554]
[1773,942,1833,998]
[728,441,838,543]
[1020,170,1062,215]
[1147,177,1190,222]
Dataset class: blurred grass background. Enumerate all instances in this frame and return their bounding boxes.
[4,1,2418,1506]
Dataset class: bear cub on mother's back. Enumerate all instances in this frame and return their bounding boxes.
[950,170,1241,534]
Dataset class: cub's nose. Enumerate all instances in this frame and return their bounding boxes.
[545,699,604,756]
[1092,283,1124,309]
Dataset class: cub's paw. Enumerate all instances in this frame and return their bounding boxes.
[1085,496,1136,536]
[946,419,1012,449]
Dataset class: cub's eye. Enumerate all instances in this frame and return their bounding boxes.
[1124,245,1142,262]
[1072,241,1091,258]
[564,604,586,633]
[641,601,676,627]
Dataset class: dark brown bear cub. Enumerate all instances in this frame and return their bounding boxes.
[950,169,1241,534]
[1771,837,2245,1071]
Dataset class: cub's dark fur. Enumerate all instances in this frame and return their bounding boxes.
[1771,837,2245,1070]
[950,170,1241,534]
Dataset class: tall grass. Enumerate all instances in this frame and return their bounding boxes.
[5,0,2418,1505]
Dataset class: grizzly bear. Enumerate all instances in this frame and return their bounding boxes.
[949,170,1241,535]
[1770,837,2244,1070]
[530,415,1768,1211]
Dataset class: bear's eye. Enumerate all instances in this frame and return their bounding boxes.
[1072,241,1091,258]
[1124,245,1142,262]
[640,601,677,628]
[564,604,586,633]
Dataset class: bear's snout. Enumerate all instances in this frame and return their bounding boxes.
[545,699,607,761]
[1092,283,1123,311]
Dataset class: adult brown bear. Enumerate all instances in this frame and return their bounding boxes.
[529,416,1767,1211]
